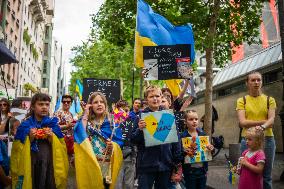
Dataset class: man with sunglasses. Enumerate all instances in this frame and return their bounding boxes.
[54,94,75,163]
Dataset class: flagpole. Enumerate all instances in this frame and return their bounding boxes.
[131,66,135,103]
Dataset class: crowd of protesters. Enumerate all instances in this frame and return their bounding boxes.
[0,71,277,189]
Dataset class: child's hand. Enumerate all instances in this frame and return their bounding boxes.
[184,147,195,157]
[29,128,37,140]
[171,173,182,182]
[82,103,92,115]
[44,128,53,141]
[138,120,146,130]
[206,144,214,151]
[240,157,248,167]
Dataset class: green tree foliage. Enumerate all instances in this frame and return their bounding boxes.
[70,40,141,103]
[91,0,265,135]
[93,0,264,65]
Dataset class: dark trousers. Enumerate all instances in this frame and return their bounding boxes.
[184,168,207,189]
[138,171,172,189]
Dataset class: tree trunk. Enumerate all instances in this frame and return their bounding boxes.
[204,0,220,137]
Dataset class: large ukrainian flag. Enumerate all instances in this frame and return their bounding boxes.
[74,120,122,189]
[135,0,195,96]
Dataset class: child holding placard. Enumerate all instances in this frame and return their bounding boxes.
[181,110,214,189]
[131,85,182,189]
[238,127,265,189]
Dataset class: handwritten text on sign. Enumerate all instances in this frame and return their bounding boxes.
[83,78,120,105]
[143,44,191,80]
[142,110,178,147]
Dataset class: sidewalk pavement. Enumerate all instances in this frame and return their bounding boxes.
[207,148,284,189]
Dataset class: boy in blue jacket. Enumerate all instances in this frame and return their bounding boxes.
[130,86,182,189]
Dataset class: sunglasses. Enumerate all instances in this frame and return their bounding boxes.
[62,101,72,104]
[0,103,7,107]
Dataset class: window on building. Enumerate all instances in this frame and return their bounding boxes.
[42,78,46,88]
[45,26,50,39]
[43,60,47,74]
[263,70,280,84]
[44,43,48,56]
[9,41,12,50]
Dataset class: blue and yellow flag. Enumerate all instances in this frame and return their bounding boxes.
[75,80,83,100]
[135,0,195,68]
[135,0,195,95]
[74,120,123,189]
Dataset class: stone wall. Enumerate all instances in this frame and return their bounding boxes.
[191,81,283,152]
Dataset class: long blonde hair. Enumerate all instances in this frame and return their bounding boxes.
[246,127,264,150]
[87,92,109,122]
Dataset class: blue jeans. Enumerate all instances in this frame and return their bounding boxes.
[183,168,207,189]
[240,137,275,189]
[138,171,172,189]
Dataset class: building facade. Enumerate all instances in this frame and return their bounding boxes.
[0,0,23,98]
[17,0,53,97]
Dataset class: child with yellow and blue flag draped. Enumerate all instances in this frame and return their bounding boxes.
[74,92,123,189]
[10,93,68,189]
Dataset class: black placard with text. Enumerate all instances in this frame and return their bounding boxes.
[143,44,192,80]
[82,78,120,105]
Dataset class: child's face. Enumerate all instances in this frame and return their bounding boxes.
[122,105,130,113]
[146,89,161,111]
[246,135,258,150]
[185,112,199,130]
[161,96,170,109]
[33,101,50,118]
[91,95,106,116]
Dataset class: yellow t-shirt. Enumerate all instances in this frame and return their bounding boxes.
[236,94,276,137]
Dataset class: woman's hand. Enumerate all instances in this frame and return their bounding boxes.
[138,119,146,130]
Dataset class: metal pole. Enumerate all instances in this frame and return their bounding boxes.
[131,66,135,103]
[276,0,284,181]
[140,69,143,100]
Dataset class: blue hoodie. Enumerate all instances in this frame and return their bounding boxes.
[130,107,182,173]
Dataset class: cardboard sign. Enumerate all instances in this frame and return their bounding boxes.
[182,136,212,163]
[143,44,193,80]
[142,110,178,147]
[83,78,120,105]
